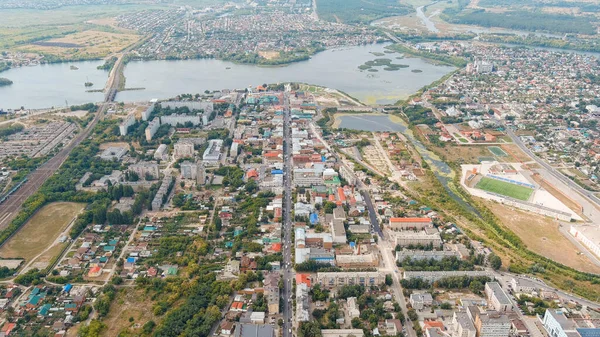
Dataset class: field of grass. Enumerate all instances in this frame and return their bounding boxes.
[475,177,533,201]
[0,202,84,263]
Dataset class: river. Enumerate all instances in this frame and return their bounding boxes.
[416,5,439,33]
[0,60,107,110]
[116,43,456,105]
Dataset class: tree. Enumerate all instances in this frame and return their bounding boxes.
[79,320,106,337]
[385,274,393,286]
[469,280,484,294]
[489,253,502,270]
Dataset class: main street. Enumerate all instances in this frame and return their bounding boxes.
[282,90,294,337]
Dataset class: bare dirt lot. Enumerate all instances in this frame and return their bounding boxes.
[0,202,84,263]
[484,200,600,274]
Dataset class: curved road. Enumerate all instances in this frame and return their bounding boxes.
[506,127,600,210]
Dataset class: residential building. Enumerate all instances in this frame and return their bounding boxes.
[141,103,154,121]
[160,114,201,126]
[321,330,365,337]
[129,162,159,180]
[154,144,168,160]
[160,101,213,114]
[151,175,173,210]
[173,140,195,159]
[402,271,493,283]
[485,282,513,312]
[145,118,161,141]
[314,272,385,288]
[474,310,511,337]
[396,250,460,262]
[263,272,280,315]
[453,311,477,337]
[410,293,433,310]
[296,283,310,322]
[335,253,378,268]
[394,231,443,248]
[389,217,433,230]
[119,113,136,136]
[180,161,198,180]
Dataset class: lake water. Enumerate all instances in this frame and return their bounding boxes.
[117,43,456,104]
[0,61,107,110]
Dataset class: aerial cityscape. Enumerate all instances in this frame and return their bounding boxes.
[0,0,600,337]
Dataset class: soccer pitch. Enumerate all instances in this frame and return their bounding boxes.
[475,177,534,201]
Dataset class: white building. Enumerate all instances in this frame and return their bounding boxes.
[542,309,577,337]
[452,312,476,337]
[154,144,168,161]
[510,278,538,294]
[314,272,385,288]
[485,282,513,312]
[160,114,201,127]
[129,162,159,180]
[145,118,160,141]
[347,297,360,319]
[296,283,310,322]
[402,271,493,283]
[160,101,213,114]
[203,139,223,165]
[410,293,433,310]
[119,113,136,136]
[141,104,154,121]
[180,161,198,180]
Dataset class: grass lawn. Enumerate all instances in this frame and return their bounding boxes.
[0,202,84,263]
[475,177,533,201]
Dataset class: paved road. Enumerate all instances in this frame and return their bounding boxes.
[282,90,294,337]
[506,127,600,213]
[0,53,127,231]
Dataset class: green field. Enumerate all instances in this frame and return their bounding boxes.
[488,146,507,157]
[475,177,533,201]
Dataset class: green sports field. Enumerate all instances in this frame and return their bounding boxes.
[488,146,508,157]
[475,177,534,201]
